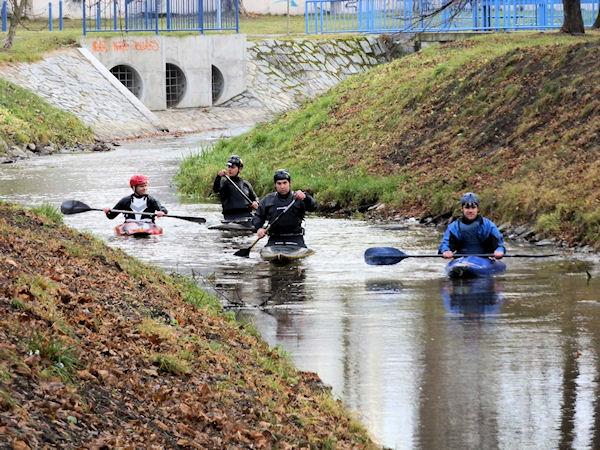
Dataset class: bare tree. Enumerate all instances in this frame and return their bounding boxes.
[2,0,29,50]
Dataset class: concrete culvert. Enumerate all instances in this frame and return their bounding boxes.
[109,65,143,98]
[211,65,224,104]
[165,63,186,108]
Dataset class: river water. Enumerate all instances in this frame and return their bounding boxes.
[1,133,599,449]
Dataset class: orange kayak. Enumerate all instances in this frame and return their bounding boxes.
[115,222,163,237]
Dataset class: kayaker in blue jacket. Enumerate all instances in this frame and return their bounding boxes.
[439,192,505,260]
[252,169,317,248]
[213,155,259,222]
[102,174,167,222]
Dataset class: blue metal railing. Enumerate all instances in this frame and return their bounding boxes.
[305,0,599,33]
[2,0,64,31]
[82,0,239,34]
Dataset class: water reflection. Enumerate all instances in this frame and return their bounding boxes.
[1,135,600,449]
[442,277,504,317]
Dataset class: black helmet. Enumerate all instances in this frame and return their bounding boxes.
[227,155,243,168]
[273,169,291,183]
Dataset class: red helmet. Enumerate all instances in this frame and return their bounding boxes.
[129,174,148,188]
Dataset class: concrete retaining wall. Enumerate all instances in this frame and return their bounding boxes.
[79,35,246,110]
[225,35,395,113]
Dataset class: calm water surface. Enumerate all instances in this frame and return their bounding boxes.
[1,134,599,449]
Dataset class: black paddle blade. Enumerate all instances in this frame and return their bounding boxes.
[168,215,206,224]
[364,247,408,265]
[60,200,93,214]
[233,248,251,258]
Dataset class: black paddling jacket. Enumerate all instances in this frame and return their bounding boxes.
[105,194,167,222]
[213,175,258,219]
[252,191,317,236]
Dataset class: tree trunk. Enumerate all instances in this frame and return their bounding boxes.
[593,6,600,28]
[560,0,585,33]
[2,0,28,50]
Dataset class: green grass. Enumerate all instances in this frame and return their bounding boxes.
[0,78,94,149]
[30,203,63,224]
[28,332,82,382]
[175,31,600,248]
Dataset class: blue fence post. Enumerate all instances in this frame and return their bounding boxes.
[305,0,308,33]
[358,0,362,30]
[154,0,159,34]
[319,0,323,33]
[113,0,117,31]
[82,0,86,34]
[2,0,6,32]
[235,0,239,33]
[144,0,149,30]
[217,0,222,28]
[125,0,129,31]
[198,0,204,33]
[166,0,171,30]
[96,1,101,30]
[48,2,53,30]
[59,0,63,29]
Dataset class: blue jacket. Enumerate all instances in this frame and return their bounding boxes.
[439,216,505,254]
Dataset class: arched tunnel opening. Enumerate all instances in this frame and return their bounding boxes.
[165,63,186,108]
[212,65,224,104]
[109,64,142,98]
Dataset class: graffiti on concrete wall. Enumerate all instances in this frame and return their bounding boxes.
[91,39,160,53]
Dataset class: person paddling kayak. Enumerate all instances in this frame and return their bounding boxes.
[439,192,505,260]
[252,169,317,248]
[213,155,259,222]
[102,174,167,223]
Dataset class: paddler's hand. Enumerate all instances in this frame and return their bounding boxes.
[156,211,165,218]
[293,190,306,201]
[217,170,226,177]
[442,251,454,259]
[493,251,504,260]
[257,228,267,239]
[102,207,110,214]
[251,201,259,210]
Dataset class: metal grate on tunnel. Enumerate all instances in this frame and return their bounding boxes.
[110,65,142,98]
[165,63,186,108]
[212,65,224,104]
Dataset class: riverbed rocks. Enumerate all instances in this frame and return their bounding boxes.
[0,140,114,164]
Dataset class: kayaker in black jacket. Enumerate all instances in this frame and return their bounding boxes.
[102,174,167,222]
[213,155,259,222]
[252,169,317,248]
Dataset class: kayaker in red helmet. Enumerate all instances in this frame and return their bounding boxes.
[102,174,167,223]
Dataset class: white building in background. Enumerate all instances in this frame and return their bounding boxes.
[26,0,308,20]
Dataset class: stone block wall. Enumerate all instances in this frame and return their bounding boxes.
[225,35,397,113]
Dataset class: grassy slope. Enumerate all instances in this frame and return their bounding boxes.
[0,202,374,448]
[0,27,94,149]
[176,31,600,248]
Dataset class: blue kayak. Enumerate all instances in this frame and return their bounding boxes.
[446,256,506,279]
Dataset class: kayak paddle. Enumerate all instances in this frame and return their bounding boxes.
[364,247,558,265]
[60,200,206,224]
[224,175,257,206]
[233,197,297,257]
